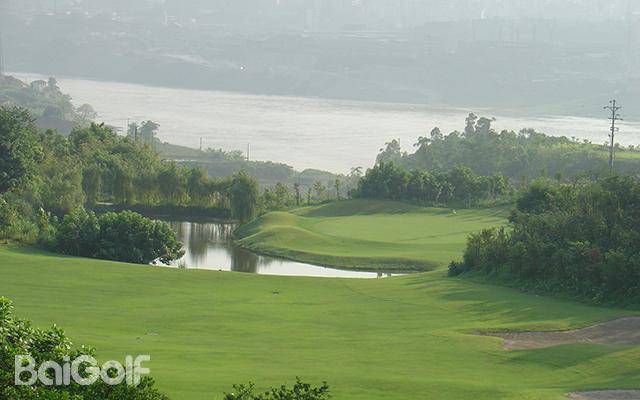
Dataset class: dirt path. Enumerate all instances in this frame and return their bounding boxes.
[482,317,640,350]
[567,391,640,399]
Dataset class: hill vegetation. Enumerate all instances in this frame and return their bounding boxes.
[378,113,640,180]
[0,75,93,134]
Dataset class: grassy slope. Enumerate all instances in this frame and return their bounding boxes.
[1,245,638,400]
[235,200,508,272]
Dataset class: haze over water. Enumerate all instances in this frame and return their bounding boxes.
[15,73,640,173]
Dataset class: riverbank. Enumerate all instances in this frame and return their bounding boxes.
[234,199,509,272]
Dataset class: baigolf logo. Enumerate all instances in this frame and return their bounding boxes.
[15,355,151,386]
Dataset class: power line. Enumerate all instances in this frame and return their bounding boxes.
[604,99,623,173]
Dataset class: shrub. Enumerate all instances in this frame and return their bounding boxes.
[454,176,640,305]
[55,209,184,264]
[55,207,100,257]
[223,378,331,400]
[0,195,38,242]
[447,261,466,277]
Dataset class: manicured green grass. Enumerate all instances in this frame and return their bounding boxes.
[235,200,508,271]
[1,245,639,400]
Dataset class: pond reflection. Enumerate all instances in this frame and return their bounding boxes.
[165,221,392,279]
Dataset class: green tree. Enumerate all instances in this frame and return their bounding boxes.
[157,163,188,205]
[127,122,140,142]
[230,171,260,223]
[187,167,212,207]
[55,210,184,264]
[94,211,184,264]
[430,126,443,142]
[376,139,404,164]
[139,120,160,146]
[313,181,327,201]
[112,161,135,205]
[0,107,40,194]
[274,183,290,209]
[350,167,363,178]
[82,164,102,206]
[293,183,301,206]
[55,207,100,257]
[464,113,477,137]
[76,103,97,122]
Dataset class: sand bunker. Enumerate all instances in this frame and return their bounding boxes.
[567,391,640,399]
[483,317,640,350]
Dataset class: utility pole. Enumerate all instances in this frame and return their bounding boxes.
[0,31,5,77]
[199,137,203,151]
[604,99,623,173]
[246,143,250,161]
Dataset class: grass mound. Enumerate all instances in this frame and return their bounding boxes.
[235,200,508,272]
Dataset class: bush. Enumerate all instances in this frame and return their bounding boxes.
[454,176,640,305]
[0,195,38,242]
[223,378,331,400]
[55,209,184,264]
[447,261,466,277]
[55,207,100,257]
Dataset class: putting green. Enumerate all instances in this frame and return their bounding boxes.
[235,200,509,271]
[0,245,638,400]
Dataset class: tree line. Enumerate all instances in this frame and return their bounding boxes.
[353,161,512,207]
[449,176,640,306]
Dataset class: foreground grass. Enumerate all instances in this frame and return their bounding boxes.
[1,245,639,400]
[235,200,508,272]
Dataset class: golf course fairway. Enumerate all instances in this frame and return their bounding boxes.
[1,244,638,400]
[235,199,509,271]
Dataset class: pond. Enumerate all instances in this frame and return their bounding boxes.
[165,220,394,279]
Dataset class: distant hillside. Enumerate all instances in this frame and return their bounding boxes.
[379,114,640,180]
[155,140,354,192]
[0,74,90,134]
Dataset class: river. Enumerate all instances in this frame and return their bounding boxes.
[12,73,640,174]
[166,220,391,279]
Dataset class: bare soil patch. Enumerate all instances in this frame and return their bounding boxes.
[567,391,640,399]
[483,317,640,350]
